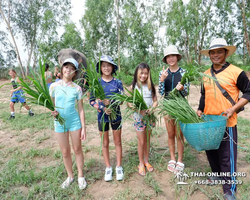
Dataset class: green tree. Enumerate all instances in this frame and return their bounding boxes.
[0,0,70,75]
[81,0,116,58]
[0,0,25,76]
[38,22,84,66]
[165,0,214,65]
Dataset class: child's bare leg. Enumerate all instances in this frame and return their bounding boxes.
[22,103,30,110]
[10,102,15,112]
[55,131,73,178]
[70,128,84,177]
[112,129,122,167]
[143,129,151,164]
[99,131,110,167]
[136,130,146,167]
[164,116,176,161]
[176,128,184,163]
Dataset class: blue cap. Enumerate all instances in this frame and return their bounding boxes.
[62,58,78,69]
[96,55,118,73]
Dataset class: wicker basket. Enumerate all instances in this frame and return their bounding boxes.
[180,115,227,151]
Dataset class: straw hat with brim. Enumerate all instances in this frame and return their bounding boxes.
[62,58,79,69]
[200,38,236,58]
[96,55,118,73]
[162,45,182,64]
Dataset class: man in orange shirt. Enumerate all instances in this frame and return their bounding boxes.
[197,38,250,200]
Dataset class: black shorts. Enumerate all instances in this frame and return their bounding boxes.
[98,120,122,132]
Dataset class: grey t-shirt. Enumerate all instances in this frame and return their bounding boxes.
[134,84,153,119]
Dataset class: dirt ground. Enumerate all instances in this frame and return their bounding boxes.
[0,79,250,200]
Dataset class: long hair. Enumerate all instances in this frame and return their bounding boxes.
[131,63,156,98]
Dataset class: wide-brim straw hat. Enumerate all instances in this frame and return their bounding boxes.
[162,45,182,64]
[200,38,236,57]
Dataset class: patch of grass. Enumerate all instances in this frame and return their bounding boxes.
[237,117,250,152]
[245,153,250,163]
[0,111,54,132]
[183,145,198,168]
[113,188,153,200]
[144,173,163,195]
[25,148,53,158]
[0,150,91,199]
[35,134,50,144]
[83,102,98,125]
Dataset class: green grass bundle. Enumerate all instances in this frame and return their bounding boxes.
[171,63,215,96]
[18,59,65,125]
[85,60,117,120]
[159,93,204,124]
[110,87,157,123]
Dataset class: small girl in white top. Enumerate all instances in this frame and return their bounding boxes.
[128,63,158,176]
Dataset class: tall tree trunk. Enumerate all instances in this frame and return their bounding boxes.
[198,0,212,65]
[238,0,250,57]
[0,1,25,77]
[27,28,36,75]
[115,0,120,72]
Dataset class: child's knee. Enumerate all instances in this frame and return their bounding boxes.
[114,139,121,146]
[61,148,71,157]
[73,146,83,155]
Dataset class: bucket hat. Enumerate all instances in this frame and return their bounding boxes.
[62,58,79,69]
[96,55,118,73]
[162,45,182,64]
[200,38,236,57]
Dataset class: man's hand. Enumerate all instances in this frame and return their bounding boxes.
[196,110,203,117]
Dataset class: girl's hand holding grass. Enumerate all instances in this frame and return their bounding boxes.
[140,110,147,116]
[104,107,112,115]
[146,108,153,115]
[176,82,184,91]
[102,99,110,106]
[51,110,59,118]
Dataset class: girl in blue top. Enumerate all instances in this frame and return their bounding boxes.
[128,63,158,176]
[50,58,87,190]
[89,55,124,182]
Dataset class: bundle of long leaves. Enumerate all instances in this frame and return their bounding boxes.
[110,87,157,123]
[85,60,117,120]
[18,60,65,125]
[170,62,212,96]
[159,93,204,124]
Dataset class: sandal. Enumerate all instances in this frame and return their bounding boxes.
[138,165,146,176]
[144,163,154,172]
[174,162,185,174]
[167,160,176,172]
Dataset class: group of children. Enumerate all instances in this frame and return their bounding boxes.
[8,45,187,189]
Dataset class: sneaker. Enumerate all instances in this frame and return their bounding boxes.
[104,167,113,181]
[78,177,87,190]
[8,115,15,120]
[29,112,34,117]
[61,177,74,189]
[116,166,124,181]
